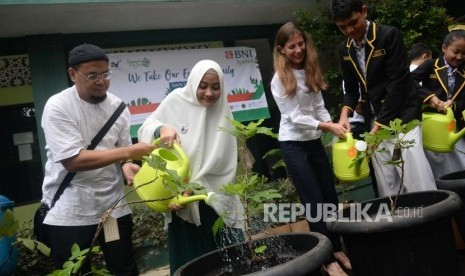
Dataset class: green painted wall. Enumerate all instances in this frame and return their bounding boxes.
[0,24,279,167]
[29,35,70,166]
[0,24,279,217]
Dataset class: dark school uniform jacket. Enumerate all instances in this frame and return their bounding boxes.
[411,57,465,129]
[339,21,422,129]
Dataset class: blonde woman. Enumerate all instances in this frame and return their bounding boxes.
[271,22,350,276]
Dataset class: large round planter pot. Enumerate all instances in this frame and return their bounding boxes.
[327,190,461,276]
[173,232,332,276]
[437,170,465,240]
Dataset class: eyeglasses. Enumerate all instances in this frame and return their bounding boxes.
[75,70,112,81]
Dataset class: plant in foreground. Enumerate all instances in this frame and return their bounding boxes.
[18,118,282,274]
[17,152,197,275]
[218,118,282,261]
[351,118,420,211]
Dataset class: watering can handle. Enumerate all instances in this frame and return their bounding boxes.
[153,138,185,156]
[422,104,452,115]
[153,137,162,146]
[152,138,190,174]
[445,107,453,116]
[344,132,354,144]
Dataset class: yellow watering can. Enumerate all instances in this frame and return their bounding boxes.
[422,108,465,153]
[332,132,370,182]
[133,138,212,212]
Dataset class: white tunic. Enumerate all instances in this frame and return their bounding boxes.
[41,86,132,226]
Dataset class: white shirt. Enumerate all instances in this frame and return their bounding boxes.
[41,86,132,226]
[349,111,365,123]
[409,64,419,72]
[444,56,457,96]
[271,69,331,141]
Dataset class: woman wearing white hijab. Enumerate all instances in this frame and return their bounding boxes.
[138,60,243,274]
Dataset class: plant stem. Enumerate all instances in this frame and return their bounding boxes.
[392,152,405,213]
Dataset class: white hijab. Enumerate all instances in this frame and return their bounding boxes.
[138,60,243,228]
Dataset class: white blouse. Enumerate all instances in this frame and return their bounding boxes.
[271,69,331,142]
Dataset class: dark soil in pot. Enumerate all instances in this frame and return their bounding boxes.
[173,232,333,276]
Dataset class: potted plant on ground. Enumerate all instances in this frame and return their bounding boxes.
[173,119,333,276]
[17,119,333,275]
[15,207,168,276]
[326,119,462,276]
[131,206,168,274]
[15,149,195,275]
[251,148,310,239]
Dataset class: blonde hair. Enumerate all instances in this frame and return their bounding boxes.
[273,22,328,97]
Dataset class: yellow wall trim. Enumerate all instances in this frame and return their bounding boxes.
[0,85,33,106]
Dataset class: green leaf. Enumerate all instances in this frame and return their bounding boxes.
[17,237,51,256]
[254,245,267,254]
[228,117,248,130]
[17,238,35,250]
[91,268,112,275]
[69,243,83,260]
[262,148,281,159]
[246,119,264,130]
[271,159,286,170]
[222,183,246,196]
[36,241,51,256]
[212,217,225,238]
[251,189,282,203]
[256,126,278,139]
[0,209,18,237]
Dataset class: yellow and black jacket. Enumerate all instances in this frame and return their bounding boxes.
[411,57,465,129]
[339,21,421,128]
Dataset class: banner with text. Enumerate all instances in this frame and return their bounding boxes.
[108,47,270,137]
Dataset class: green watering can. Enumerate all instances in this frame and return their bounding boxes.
[332,132,370,182]
[133,138,212,213]
[422,108,465,153]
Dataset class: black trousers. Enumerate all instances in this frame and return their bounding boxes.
[280,139,342,253]
[46,214,138,276]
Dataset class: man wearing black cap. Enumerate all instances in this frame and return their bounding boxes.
[40,43,155,275]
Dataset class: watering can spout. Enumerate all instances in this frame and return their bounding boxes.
[171,193,210,207]
[449,109,465,147]
[451,127,465,147]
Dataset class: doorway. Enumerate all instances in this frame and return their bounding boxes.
[0,103,43,205]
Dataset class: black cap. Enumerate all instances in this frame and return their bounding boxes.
[68,43,109,66]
